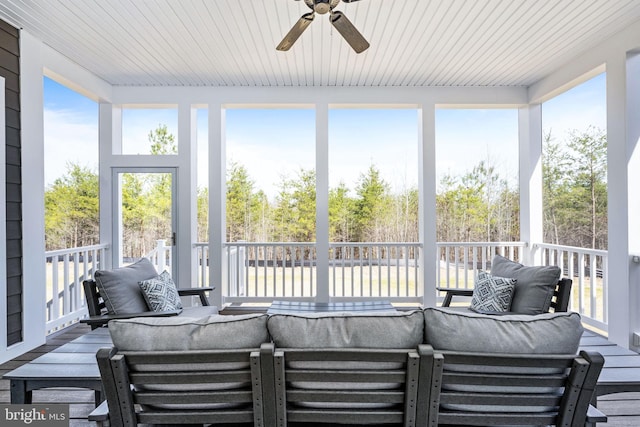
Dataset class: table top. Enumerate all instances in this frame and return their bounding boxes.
[267,300,396,314]
[4,327,113,381]
[579,329,640,396]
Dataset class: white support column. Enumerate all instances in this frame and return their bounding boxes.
[315,103,329,302]
[627,51,640,351]
[176,103,197,290]
[518,104,543,264]
[99,103,119,269]
[420,104,437,307]
[608,51,636,348]
[208,103,225,306]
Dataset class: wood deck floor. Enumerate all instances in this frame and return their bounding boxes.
[0,323,639,426]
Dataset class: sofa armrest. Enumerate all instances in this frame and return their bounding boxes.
[88,400,109,426]
[436,287,473,307]
[80,309,182,328]
[586,404,607,426]
[178,287,215,306]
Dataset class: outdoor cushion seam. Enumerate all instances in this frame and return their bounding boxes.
[425,308,580,324]
[118,314,268,327]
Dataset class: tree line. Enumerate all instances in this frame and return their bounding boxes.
[224,162,420,245]
[44,125,607,254]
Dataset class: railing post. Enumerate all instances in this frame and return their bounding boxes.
[156,239,166,273]
[239,241,246,296]
[63,253,70,315]
[51,256,59,322]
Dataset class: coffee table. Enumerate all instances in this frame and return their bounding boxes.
[267,300,396,314]
[4,327,113,406]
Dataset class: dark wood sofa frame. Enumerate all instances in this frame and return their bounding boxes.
[269,344,442,427]
[81,279,214,329]
[92,341,606,427]
[432,349,604,427]
[96,344,273,427]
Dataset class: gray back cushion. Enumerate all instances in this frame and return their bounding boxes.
[491,255,561,314]
[267,310,424,348]
[423,307,583,354]
[109,313,269,351]
[94,258,158,314]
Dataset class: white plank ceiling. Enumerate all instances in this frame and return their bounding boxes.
[1,0,639,87]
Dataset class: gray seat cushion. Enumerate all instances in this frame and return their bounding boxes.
[94,258,158,314]
[490,254,561,314]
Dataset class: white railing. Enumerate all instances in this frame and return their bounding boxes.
[146,239,172,273]
[223,242,317,302]
[532,243,608,332]
[193,240,609,328]
[219,242,423,303]
[329,242,421,301]
[45,243,109,334]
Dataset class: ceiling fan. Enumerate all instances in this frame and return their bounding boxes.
[277,0,369,54]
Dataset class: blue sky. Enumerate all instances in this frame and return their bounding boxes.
[43,73,606,198]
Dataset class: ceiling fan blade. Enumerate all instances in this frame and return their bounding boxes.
[277,12,315,51]
[330,11,369,53]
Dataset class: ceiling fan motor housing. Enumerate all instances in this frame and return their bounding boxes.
[315,0,331,14]
[304,0,341,14]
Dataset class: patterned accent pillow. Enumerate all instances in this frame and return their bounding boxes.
[470,270,516,313]
[139,270,183,312]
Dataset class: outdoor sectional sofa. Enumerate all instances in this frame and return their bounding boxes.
[94,308,603,427]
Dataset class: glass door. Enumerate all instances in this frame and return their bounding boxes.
[113,168,177,277]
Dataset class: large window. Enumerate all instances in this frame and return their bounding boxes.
[196,108,208,242]
[224,108,316,298]
[328,108,419,298]
[435,108,519,243]
[225,108,315,243]
[43,76,99,251]
[541,72,607,250]
[328,108,419,243]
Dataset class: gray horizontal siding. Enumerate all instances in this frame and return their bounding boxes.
[0,19,22,346]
